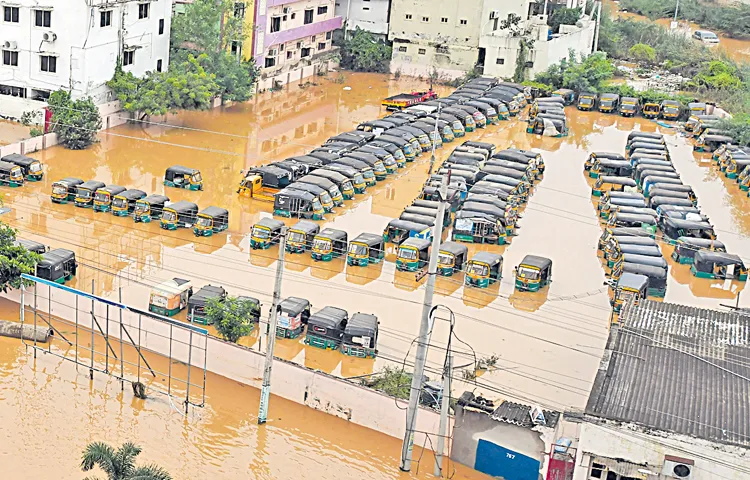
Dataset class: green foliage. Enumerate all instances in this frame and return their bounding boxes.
[29,127,43,137]
[717,115,750,147]
[81,441,171,480]
[548,7,582,34]
[204,295,257,343]
[364,366,412,399]
[340,28,392,73]
[47,90,102,150]
[598,82,638,98]
[175,50,259,103]
[693,60,744,90]
[0,224,42,292]
[514,38,534,82]
[535,51,614,92]
[619,0,750,39]
[628,43,656,64]
[171,0,246,53]
[521,80,554,95]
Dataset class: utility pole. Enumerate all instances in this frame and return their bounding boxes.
[258,226,288,425]
[400,174,449,472]
[593,2,602,53]
[434,353,453,478]
[673,0,680,22]
[429,104,442,174]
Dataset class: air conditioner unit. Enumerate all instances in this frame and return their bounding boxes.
[268,48,278,56]
[489,10,499,19]
[42,31,57,43]
[662,456,694,479]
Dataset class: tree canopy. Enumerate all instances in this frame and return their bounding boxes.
[534,51,615,92]
[548,7,582,34]
[81,441,171,480]
[0,224,42,292]
[628,43,656,64]
[204,296,257,343]
[340,28,392,73]
[47,90,102,150]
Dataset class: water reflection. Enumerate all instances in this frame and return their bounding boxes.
[462,282,501,309]
[508,287,551,313]
[304,344,341,374]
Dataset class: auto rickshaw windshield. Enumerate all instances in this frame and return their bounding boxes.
[94,192,109,202]
[312,198,323,210]
[363,170,375,179]
[319,191,333,204]
[252,226,270,239]
[517,266,540,279]
[348,243,367,255]
[469,263,488,276]
[134,202,149,214]
[601,99,614,106]
[288,231,306,243]
[438,253,453,265]
[580,98,593,105]
[11,169,22,179]
[353,173,365,184]
[192,172,202,183]
[112,197,127,208]
[52,184,67,195]
[398,247,418,260]
[78,189,93,199]
[196,216,212,227]
[29,162,42,173]
[664,106,679,114]
[313,238,331,251]
[161,210,177,221]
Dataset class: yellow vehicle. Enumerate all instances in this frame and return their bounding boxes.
[577,92,597,111]
[51,177,83,203]
[286,220,320,253]
[193,206,229,237]
[160,201,199,230]
[74,180,106,208]
[148,278,193,317]
[311,228,348,261]
[642,102,660,119]
[111,189,147,217]
[0,161,25,188]
[465,252,503,288]
[659,100,681,120]
[250,218,285,249]
[93,185,126,212]
[238,166,292,201]
[347,233,385,267]
[610,272,649,313]
[514,255,552,292]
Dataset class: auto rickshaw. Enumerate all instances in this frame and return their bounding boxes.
[92,185,126,213]
[36,248,77,284]
[74,180,106,208]
[478,97,510,120]
[691,251,747,281]
[276,296,311,338]
[611,273,649,313]
[688,102,707,116]
[607,212,658,235]
[273,188,325,220]
[465,252,503,288]
[286,183,333,212]
[551,89,575,105]
[16,238,46,254]
[585,152,625,172]
[347,233,385,266]
[598,227,652,251]
[603,235,658,260]
[341,313,379,358]
[187,285,227,325]
[297,174,344,205]
[619,97,639,117]
[685,114,720,136]
[250,217,285,249]
[514,255,552,292]
[383,219,432,245]
[193,206,229,237]
[442,107,477,132]
[133,194,170,223]
[612,254,668,282]
[527,116,567,137]
[453,209,507,244]
[592,176,637,197]
[51,177,83,204]
[148,278,193,317]
[739,165,750,191]
[719,149,749,173]
[286,220,319,253]
[606,243,663,268]
[309,168,356,199]
[642,176,683,197]
[311,228,348,261]
[621,263,667,297]
[324,164,368,193]
[659,100,681,120]
[330,158,377,187]
[577,92,597,111]
[111,189,147,217]
[598,93,620,113]
[160,200,199,230]
[671,238,725,264]
[396,237,431,271]
[437,241,468,276]
[600,197,648,220]
[164,165,203,191]
[661,217,715,244]
[590,160,633,179]
[2,153,43,181]
[695,134,734,153]
[0,161,24,187]
[304,306,349,350]
[642,102,660,119]
[369,139,409,167]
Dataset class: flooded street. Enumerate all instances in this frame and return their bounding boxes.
[2,71,750,476]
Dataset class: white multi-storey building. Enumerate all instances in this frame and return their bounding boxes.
[335,0,391,40]
[0,0,172,118]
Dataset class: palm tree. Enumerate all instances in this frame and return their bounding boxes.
[81,442,172,480]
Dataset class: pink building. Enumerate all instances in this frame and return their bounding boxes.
[253,0,342,90]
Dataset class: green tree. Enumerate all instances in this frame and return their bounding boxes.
[340,27,392,73]
[47,90,102,150]
[0,224,42,292]
[81,442,171,480]
[548,7,582,34]
[693,60,744,90]
[205,295,257,343]
[628,43,656,64]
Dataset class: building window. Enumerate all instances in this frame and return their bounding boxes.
[270,16,281,33]
[589,463,606,479]
[156,59,162,72]
[326,31,332,40]
[34,10,51,28]
[422,16,429,22]
[436,45,449,54]
[405,14,412,20]
[317,6,328,15]
[304,9,313,24]
[138,3,150,19]
[100,10,112,27]
[496,58,504,65]
[460,19,467,25]
[301,47,311,57]
[2,50,18,67]
[363,6,369,10]
[40,55,57,73]
[264,57,276,68]
[234,2,245,18]
[441,17,448,23]
[159,19,165,35]
[123,50,134,66]
[318,42,326,50]
[287,51,292,59]
[4,6,20,23]
[418,48,426,55]
[280,44,285,51]
[398,46,407,52]
[291,12,296,19]
[297,41,302,49]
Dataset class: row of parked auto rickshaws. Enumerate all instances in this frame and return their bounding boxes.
[527,95,568,137]
[711,143,750,198]
[47,166,228,237]
[13,238,78,285]
[588,131,747,311]
[0,153,45,187]
[573,92,703,121]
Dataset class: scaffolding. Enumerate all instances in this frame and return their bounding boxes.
[18,274,208,411]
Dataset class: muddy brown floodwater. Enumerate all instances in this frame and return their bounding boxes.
[2,72,750,477]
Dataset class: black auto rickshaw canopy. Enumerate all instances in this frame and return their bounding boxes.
[674,237,725,258]
[288,155,325,169]
[620,253,668,270]
[307,151,341,165]
[349,233,384,257]
[400,211,436,226]
[297,174,338,193]
[345,151,383,168]
[290,219,319,237]
[578,92,597,104]
[116,189,147,203]
[326,131,373,147]
[617,272,649,294]
[617,244,663,257]
[96,185,126,199]
[247,165,292,189]
[343,313,378,349]
[16,238,46,254]
[280,296,311,318]
[650,196,695,209]
[188,285,227,311]
[595,160,633,177]
[272,159,309,180]
[314,142,360,156]
[469,251,503,271]
[590,152,626,162]
[491,151,533,166]
[701,134,734,146]
[358,144,395,163]
[358,119,399,132]
[198,206,229,228]
[480,165,526,181]
[307,169,350,189]
[37,249,76,282]
[256,217,286,232]
[693,251,745,273]
[274,188,319,211]
[662,217,715,240]
[460,202,506,220]
[385,219,432,241]
[439,241,469,265]
[629,141,667,153]
[139,194,170,208]
[622,262,667,288]
[688,102,707,114]
[599,93,619,105]
[519,255,552,272]
[609,213,657,228]
[620,97,638,110]
[165,200,199,218]
[627,131,663,142]
[165,165,200,181]
[2,153,42,175]
[325,163,362,181]
[308,306,349,339]
[485,159,529,175]
[77,180,106,194]
[465,193,508,210]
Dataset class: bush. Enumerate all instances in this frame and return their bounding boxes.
[47,90,102,150]
[619,0,750,39]
[549,7,582,34]
[362,366,412,399]
[629,43,656,64]
[204,295,257,343]
[340,28,392,73]
[534,51,615,92]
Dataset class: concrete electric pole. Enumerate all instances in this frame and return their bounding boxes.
[258,226,288,425]
[400,174,449,472]
[434,353,453,477]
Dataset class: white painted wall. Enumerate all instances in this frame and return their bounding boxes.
[336,0,390,37]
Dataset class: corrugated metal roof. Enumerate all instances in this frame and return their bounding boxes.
[491,401,560,429]
[585,299,750,448]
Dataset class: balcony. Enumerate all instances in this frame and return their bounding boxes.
[265,16,343,47]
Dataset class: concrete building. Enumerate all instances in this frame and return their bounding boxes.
[252,0,343,91]
[334,0,391,40]
[0,0,172,119]
[388,0,593,80]
[572,299,750,480]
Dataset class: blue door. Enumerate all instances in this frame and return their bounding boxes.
[474,439,540,480]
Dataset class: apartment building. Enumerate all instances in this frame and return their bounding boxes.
[0,0,172,118]
[335,0,391,40]
[253,0,342,91]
